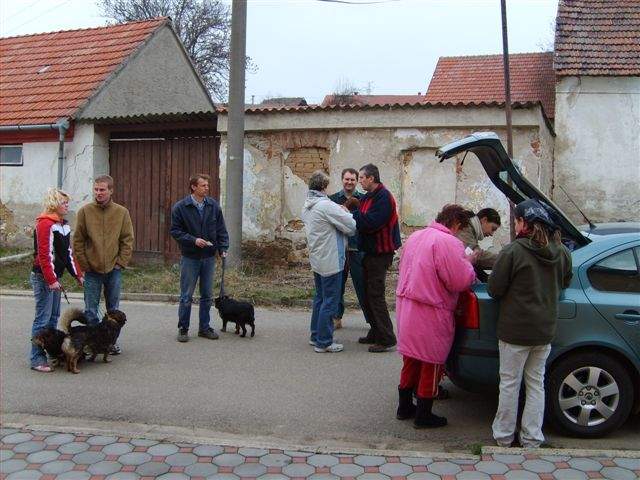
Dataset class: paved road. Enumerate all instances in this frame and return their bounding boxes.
[2,296,638,454]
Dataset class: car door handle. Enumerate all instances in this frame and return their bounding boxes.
[615,311,640,324]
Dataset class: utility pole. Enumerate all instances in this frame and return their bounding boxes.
[500,0,513,157]
[225,0,247,266]
[500,0,516,239]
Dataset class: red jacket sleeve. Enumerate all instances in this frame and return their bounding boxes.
[35,218,58,285]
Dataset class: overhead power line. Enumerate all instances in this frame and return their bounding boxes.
[316,0,401,4]
[5,0,73,35]
[10,0,45,19]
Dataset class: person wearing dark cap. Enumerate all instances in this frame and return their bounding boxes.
[488,199,572,448]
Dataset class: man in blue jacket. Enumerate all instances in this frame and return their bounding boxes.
[170,174,229,343]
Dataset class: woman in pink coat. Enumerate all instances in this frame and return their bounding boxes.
[396,204,477,428]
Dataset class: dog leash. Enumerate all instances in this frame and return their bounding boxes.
[219,255,227,298]
[59,284,70,304]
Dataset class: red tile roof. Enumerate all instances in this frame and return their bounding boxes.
[321,94,427,107]
[0,18,168,126]
[554,0,640,76]
[425,52,556,118]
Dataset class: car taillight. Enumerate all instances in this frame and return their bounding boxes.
[455,290,480,329]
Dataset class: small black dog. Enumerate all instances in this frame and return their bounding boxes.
[214,295,255,337]
[60,308,127,373]
[31,328,68,366]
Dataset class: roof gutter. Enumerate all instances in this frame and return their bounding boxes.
[0,119,70,188]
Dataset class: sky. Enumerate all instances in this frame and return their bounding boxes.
[0,0,558,104]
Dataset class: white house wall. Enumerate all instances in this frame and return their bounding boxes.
[0,123,108,245]
[554,76,640,223]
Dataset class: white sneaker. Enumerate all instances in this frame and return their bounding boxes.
[314,343,344,353]
[308,339,317,346]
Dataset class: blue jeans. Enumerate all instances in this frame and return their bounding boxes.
[336,250,370,323]
[310,271,342,348]
[84,269,122,325]
[178,256,215,332]
[30,272,61,367]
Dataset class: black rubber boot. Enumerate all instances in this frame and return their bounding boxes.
[396,387,416,420]
[413,397,447,429]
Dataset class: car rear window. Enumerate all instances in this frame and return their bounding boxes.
[587,249,640,293]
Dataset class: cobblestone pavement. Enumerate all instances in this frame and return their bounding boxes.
[1,427,639,480]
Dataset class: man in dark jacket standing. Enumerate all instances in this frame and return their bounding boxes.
[353,164,402,353]
[171,174,229,343]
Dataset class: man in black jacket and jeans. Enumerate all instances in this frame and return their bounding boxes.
[170,174,229,343]
[353,164,402,353]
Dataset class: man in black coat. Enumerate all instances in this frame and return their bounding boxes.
[170,174,229,343]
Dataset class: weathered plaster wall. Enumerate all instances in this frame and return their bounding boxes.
[77,26,213,120]
[218,105,553,259]
[554,76,640,223]
[0,124,108,246]
[218,106,544,133]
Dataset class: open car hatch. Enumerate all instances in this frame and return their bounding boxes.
[435,132,591,248]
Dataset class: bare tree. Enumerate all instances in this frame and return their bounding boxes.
[536,18,556,51]
[98,0,232,101]
[327,78,360,105]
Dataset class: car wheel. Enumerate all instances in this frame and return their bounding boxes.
[546,352,633,437]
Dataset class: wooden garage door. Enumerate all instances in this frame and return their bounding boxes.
[109,134,220,261]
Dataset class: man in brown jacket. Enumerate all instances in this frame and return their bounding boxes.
[73,175,134,353]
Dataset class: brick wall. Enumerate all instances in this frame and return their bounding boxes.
[285,147,329,182]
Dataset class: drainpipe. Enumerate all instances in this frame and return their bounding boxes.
[56,119,70,188]
[0,119,70,188]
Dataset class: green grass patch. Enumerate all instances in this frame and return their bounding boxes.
[0,257,398,308]
[0,258,317,306]
[469,443,483,456]
[1,258,34,290]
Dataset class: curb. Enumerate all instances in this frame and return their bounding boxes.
[0,288,178,304]
[482,445,640,459]
[0,289,367,309]
[2,413,476,460]
[0,252,30,265]
[5,414,638,461]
